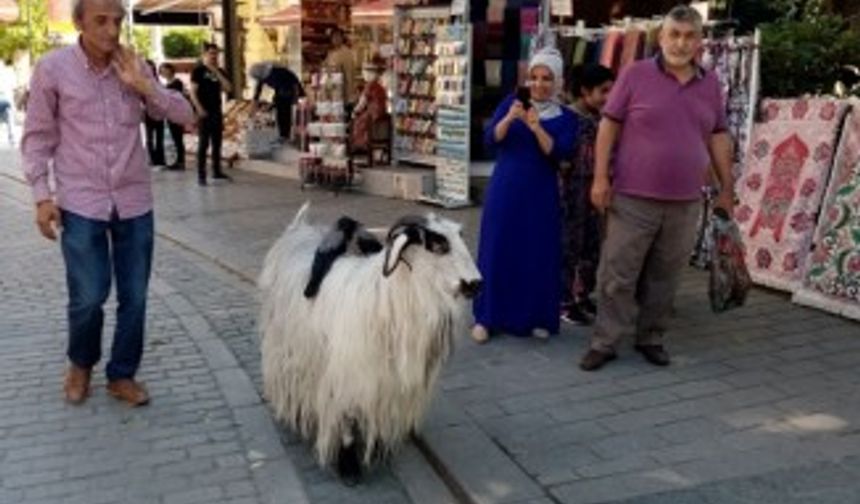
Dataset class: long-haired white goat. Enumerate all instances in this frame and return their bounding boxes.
[259,203,481,482]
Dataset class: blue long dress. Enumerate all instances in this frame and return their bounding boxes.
[474,95,578,336]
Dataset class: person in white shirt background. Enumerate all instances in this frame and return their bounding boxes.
[0,59,18,144]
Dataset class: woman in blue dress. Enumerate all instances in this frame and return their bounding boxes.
[472,47,578,343]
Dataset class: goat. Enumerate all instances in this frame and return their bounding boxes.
[258,203,481,483]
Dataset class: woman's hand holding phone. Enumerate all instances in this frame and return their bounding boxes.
[506,99,526,123]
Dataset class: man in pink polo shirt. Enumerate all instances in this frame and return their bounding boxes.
[580,5,734,371]
[21,0,194,404]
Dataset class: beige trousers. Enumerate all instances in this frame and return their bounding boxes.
[591,194,700,352]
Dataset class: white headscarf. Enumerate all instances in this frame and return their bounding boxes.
[527,47,564,120]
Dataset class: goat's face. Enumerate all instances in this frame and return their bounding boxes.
[383,214,482,299]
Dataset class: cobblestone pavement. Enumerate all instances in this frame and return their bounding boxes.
[151,220,413,504]
[0,188,275,504]
[149,161,860,504]
[0,149,415,504]
[4,146,860,504]
[444,275,860,504]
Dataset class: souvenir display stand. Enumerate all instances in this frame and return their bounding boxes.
[392,5,448,167]
[393,2,472,207]
[301,70,354,191]
[420,21,472,208]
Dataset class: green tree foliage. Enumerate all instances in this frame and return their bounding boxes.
[0,0,51,63]
[732,0,859,97]
[759,14,860,97]
[162,28,208,59]
[132,27,153,59]
[732,0,827,31]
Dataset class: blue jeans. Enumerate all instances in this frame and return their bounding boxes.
[60,210,154,381]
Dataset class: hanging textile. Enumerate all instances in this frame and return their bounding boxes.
[643,25,660,58]
[734,98,850,292]
[503,8,522,60]
[521,6,538,33]
[793,100,860,320]
[599,30,623,72]
[471,0,541,161]
[572,37,588,65]
[701,36,758,180]
[619,29,644,68]
[691,34,760,271]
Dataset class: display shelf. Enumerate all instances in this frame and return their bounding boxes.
[422,20,471,206]
[392,5,452,168]
[301,69,355,191]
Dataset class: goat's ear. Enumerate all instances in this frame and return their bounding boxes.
[383,233,411,277]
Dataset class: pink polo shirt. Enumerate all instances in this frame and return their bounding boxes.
[21,41,195,221]
[603,57,727,201]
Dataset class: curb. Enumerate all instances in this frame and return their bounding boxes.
[150,276,310,504]
[416,394,548,504]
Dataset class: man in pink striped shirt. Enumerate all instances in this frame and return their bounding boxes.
[21,0,194,406]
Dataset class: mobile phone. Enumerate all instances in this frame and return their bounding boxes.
[516,86,531,110]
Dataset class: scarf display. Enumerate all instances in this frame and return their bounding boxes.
[471,0,541,160]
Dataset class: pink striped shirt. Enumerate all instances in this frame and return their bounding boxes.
[21,42,195,221]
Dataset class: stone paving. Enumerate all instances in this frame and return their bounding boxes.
[442,278,860,504]
[151,223,413,504]
[0,189,275,504]
[0,150,414,504]
[147,162,860,504]
[3,145,860,504]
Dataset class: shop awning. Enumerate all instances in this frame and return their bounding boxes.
[0,0,20,23]
[352,0,393,24]
[132,0,216,25]
[257,5,301,26]
[257,1,393,26]
[134,0,218,14]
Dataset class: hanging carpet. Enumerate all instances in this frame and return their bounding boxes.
[793,99,860,320]
[734,98,850,292]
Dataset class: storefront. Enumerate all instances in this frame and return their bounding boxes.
[240,1,760,207]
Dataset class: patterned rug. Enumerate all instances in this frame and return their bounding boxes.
[793,100,860,321]
[734,98,850,291]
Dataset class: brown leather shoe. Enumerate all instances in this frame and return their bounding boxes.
[64,364,92,404]
[634,345,670,367]
[579,349,617,371]
[107,379,150,407]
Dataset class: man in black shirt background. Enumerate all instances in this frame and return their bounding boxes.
[144,60,165,168]
[190,43,233,185]
[159,63,188,171]
[249,61,305,143]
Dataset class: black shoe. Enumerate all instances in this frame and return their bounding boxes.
[198,179,207,186]
[634,344,670,367]
[165,163,184,171]
[579,298,597,316]
[579,349,617,371]
[213,173,233,182]
[561,304,592,326]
